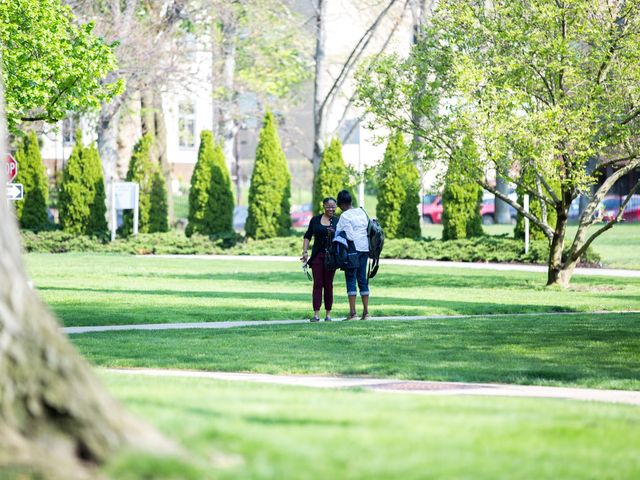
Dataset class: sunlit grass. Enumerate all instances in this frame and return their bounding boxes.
[101,372,640,480]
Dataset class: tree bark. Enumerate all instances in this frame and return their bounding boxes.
[0,66,174,477]
[141,87,174,222]
[546,195,570,287]
[494,174,511,224]
[312,0,327,173]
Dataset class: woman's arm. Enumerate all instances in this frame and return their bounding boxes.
[301,237,310,263]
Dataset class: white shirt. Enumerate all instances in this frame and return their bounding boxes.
[336,207,369,252]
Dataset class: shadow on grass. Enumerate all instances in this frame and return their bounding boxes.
[42,285,576,326]
[75,313,640,389]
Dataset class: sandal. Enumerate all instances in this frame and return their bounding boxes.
[344,312,358,321]
[310,316,320,323]
[360,313,370,320]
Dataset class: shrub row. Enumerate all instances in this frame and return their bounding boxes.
[20,231,601,266]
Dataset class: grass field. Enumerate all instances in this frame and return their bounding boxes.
[75,312,640,390]
[100,373,640,479]
[18,253,640,478]
[25,254,640,327]
[23,254,640,389]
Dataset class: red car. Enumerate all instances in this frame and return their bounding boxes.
[290,203,313,228]
[422,195,443,223]
[599,195,640,222]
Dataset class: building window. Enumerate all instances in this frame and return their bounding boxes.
[62,117,76,145]
[178,102,196,149]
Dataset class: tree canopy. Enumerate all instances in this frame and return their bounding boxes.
[356,0,640,286]
[0,0,122,131]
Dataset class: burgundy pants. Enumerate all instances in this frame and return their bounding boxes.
[311,252,336,311]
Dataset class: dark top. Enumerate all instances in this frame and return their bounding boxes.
[304,214,339,263]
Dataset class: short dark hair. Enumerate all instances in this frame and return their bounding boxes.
[337,190,352,206]
[322,196,337,205]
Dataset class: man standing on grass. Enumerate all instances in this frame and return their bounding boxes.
[335,190,370,320]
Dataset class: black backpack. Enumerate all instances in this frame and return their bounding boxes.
[361,208,384,278]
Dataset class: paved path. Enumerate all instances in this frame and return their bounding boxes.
[107,368,640,406]
[62,310,640,334]
[145,254,640,278]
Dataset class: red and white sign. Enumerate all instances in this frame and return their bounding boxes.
[5,154,17,183]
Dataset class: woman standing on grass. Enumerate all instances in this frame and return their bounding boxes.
[301,197,339,322]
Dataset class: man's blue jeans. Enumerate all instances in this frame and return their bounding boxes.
[345,251,369,296]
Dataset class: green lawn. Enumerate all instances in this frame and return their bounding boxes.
[25,254,640,327]
[100,372,640,480]
[73,312,640,390]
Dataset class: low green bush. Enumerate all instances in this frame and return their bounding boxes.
[19,231,600,266]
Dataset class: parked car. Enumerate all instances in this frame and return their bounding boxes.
[422,194,443,223]
[480,193,517,225]
[291,203,313,228]
[423,193,516,225]
[599,195,640,222]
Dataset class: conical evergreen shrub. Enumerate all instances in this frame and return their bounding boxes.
[149,171,169,232]
[312,138,356,214]
[442,134,483,240]
[14,131,49,231]
[123,134,155,234]
[186,130,216,237]
[203,141,234,235]
[397,154,421,239]
[83,144,108,237]
[377,132,419,239]
[58,131,108,237]
[246,111,291,239]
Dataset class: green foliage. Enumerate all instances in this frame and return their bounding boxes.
[376,132,421,239]
[14,131,49,231]
[58,131,108,237]
[187,131,216,237]
[514,168,559,242]
[18,230,601,267]
[312,138,354,214]
[0,0,123,132]
[245,111,291,239]
[355,0,640,283]
[123,134,166,234]
[149,171,169,233]
[203,141,234,235]
[442,135,483,240]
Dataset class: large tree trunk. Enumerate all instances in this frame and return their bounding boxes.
[546,200,570,287]
[0,72,173,478]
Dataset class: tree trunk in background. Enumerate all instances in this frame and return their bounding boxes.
[0,55,173,479]
[312,0,327,173]
[494,173,512,224]
[216,17,239,173]
[141,87,174,222]
[97,102,122,184]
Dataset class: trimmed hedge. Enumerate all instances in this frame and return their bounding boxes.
[19,231,601,267]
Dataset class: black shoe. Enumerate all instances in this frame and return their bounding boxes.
[324,316,332,322]
[310,316,320,323]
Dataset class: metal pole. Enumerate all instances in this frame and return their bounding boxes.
[524,194,530,254]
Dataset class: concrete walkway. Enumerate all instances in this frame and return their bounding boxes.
[63,310,640,334]
[107,368,640,406]
[145,254,640,278]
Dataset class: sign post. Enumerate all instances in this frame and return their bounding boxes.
[110,182,139,241]
[5,154,23,202]
[5,154,17,182]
